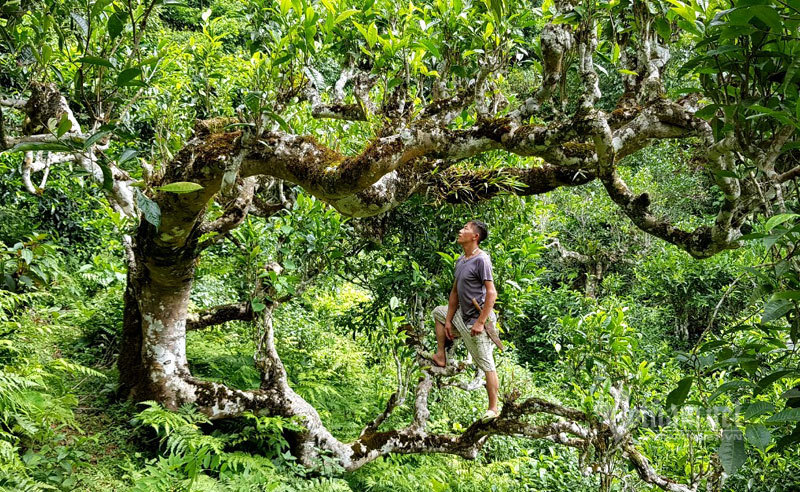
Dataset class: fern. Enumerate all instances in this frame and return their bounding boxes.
[219,451,275,474]
[133,401,210,437]
[46,358,107,379]
[0,291,45,320]
[0,439,21,468]
[132,401,231,484]
[0,438,52,492]
[0,372,44,440]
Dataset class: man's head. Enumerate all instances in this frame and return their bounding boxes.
[457,220,489,245]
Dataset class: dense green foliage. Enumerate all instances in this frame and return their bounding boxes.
[2,0,800,490]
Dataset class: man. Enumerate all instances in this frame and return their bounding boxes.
[431,220,499,419]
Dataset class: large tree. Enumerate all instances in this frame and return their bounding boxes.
[2,0,798,489]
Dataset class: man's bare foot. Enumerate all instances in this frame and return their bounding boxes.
[431,352,446,367]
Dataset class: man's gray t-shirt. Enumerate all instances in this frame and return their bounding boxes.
[454,251,494,325]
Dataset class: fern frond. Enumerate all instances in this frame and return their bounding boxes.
[46,358,107,379]
[219,451,275,474]
[0,291,46,319]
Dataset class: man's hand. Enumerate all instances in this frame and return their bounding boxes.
[444,320,454,340]
[470,321,485,336]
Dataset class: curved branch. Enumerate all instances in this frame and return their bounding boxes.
[546,238,591,263]
[360,352,407,437]
[197,177,258,248]
[3,85,137,217]
[511,1,574,119]
[427,164,596,204]
[0,98,26,109]
[623,442,696,492]
[593,104,749,259]
[185,302,254,331]
[303,79,367,121]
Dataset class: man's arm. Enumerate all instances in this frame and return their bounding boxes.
[445,280,458,323]
[471,280,497,335]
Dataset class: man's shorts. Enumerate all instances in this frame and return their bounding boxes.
[432,305,496,373]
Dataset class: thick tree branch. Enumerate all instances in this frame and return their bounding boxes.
[512,1,574,119]
[360,353,407,437]
[634,5,670,103]
[576,22,601,110]
[185,302,254,331]
[303,79,367,121]
[0,98,27,109]
[3,85,137,216]
[623,442,696,492]
[546,238,590,263]
[197,177,258,248]
[427,163,596,204]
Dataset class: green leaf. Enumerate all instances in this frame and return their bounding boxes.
[417,38,441,59]
[668,2,695,23]
[97,159,114,192]
[755,370,795,396]
[334,9,359,24]
[699,340,727,352]
[91,0,113,17]
[749,5,783,32]
[155,182,204,193]
[762,299,793,323]
[78,56,113,68]
[117,68,143,86]
[777,423,800,450]
[618,69,638,76]
[666,377,693,411]
[367,22,378,46]
[706,45,741,57]
[251,301,266,312]
[654,16,671,40]
[695,104,719,120]
[488,0,503,20]
[118,148,138,165]
[713,169,739,179]
[71,12,88,35]
[765,408,800,423]
[20,249,33,265]
[108,12,124,39]
[8,142,72,152]
[84,130,111,149]
[708,380,753,402]
[765,213,799,231]
[743,401,775,420]
[273,52,292,67]
[56,113,72,138]
[772,291,800,300]
[264,111,292,133]
[136,190,161,229]
[781,388,800,400]
[745,423,771,451]
[718,428,746,475]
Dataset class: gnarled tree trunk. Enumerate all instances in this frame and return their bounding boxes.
[118,224,197,404]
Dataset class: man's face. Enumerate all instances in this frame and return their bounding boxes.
[457,223,478,244]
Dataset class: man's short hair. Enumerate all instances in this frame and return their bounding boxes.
[469,220,488,243]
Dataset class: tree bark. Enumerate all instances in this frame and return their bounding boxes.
[118,223,198,403]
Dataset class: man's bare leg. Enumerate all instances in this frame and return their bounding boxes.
[485,371,499,413]
[432,320,447,367]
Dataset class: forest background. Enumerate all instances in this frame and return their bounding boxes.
[1,0,800,490]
